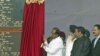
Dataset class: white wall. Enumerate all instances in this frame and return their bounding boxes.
[45,0,100,40]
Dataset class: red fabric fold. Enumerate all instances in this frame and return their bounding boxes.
[20,2,44,56]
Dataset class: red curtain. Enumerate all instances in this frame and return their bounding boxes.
[20,2,44,56]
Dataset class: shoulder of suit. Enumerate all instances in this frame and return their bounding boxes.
[78,36,90,42]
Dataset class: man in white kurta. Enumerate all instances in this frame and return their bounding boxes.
[65,25,77,56]
[65,35,76,56]
[43,36,63,56]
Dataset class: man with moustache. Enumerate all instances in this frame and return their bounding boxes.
[91,24,100,56]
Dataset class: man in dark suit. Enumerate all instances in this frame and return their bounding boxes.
[91,24,100,56]
[71,26,91,56]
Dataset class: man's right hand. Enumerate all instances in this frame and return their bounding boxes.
[43,35,47,41]
[40,43,44,48]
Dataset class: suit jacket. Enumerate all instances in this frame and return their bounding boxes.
[43,36,63,56]
[71,36,91,56]
[91,38,100,56]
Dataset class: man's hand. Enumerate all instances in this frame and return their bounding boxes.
[40,43,44,48]
[43,35,47,41]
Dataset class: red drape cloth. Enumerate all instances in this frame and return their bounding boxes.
[20,2,44,56]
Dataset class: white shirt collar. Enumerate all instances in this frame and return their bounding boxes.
[97,35,100,39]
